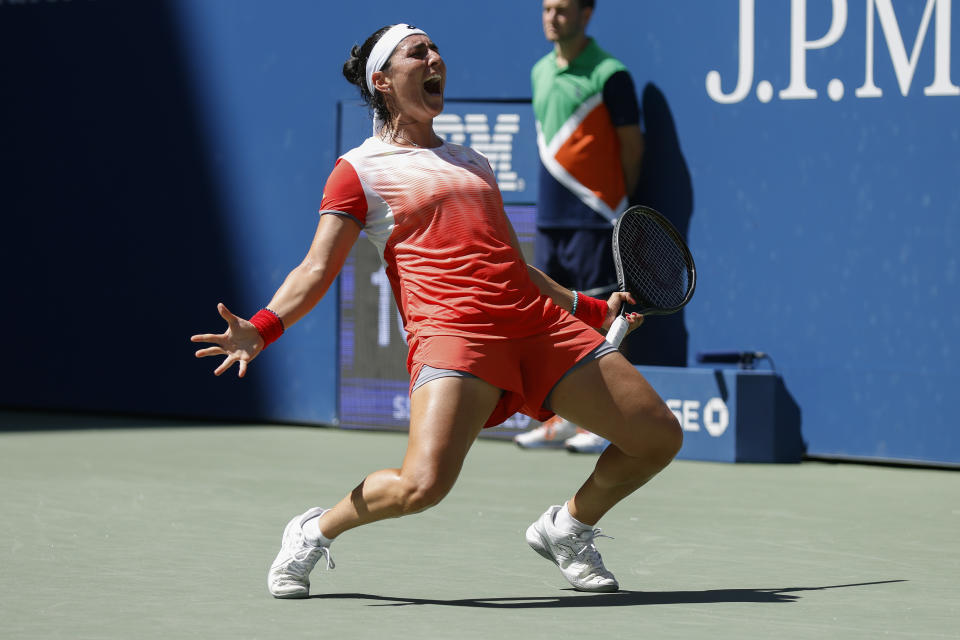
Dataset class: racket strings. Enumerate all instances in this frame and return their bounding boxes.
[617,216,690,309]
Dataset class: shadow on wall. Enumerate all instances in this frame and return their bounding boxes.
[774,378,806,462]
[0,0,264,421]
[625,83,694,367]
[716,369,806,462]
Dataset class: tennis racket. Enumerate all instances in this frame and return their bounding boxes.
[604,205,696,347]
[581,282,618,298]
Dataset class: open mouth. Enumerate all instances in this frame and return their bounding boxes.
[424,74,443,96]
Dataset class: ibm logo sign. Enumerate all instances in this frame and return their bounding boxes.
[433,113,527,192]
[709,0,959,103]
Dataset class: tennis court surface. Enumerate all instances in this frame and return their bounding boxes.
[1,411,957,639]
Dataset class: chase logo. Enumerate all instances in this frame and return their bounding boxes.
[667,397,730,437]
[708,0,959,103]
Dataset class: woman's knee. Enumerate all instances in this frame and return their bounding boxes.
[394,471,454,515]
[657,407,684,459]
[617,403,683,462]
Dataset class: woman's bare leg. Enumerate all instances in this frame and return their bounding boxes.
[316,375,502,539]
[548,351,683,526]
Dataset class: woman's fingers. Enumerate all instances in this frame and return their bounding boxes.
[213,354,250,377]
[604,292,638,322]
[218,302,240,328]
[194,303,255,377]
[193,304,236,346]
[609,291,636,307]
[194,346,226,359]
[213,355,236,377]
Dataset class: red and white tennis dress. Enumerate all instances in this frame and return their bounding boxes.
[319,137,605,427]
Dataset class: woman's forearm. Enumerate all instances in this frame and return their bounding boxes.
[265,258,337,328]
[262,214,361,329]
[527,264,574,312]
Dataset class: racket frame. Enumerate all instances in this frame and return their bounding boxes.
[606,205,697,347]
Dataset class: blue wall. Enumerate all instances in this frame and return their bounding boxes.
[3,1,958,464]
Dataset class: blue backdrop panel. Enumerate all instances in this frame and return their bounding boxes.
[635,1,960,465]
[0,0,271,420]
[2,1,957,464]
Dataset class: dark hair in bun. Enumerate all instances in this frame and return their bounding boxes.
[342,25,393,131]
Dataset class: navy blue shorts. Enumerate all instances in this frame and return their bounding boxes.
[534,227,616,292]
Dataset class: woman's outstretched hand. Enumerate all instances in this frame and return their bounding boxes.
[190,303,264,377]
[604,291,644,335]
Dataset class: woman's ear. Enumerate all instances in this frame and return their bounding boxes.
[371,70,391,95]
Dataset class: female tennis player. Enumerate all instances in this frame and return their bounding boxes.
[191,23,682,598]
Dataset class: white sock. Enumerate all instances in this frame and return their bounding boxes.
[554,502,592,534]
[301,514,334,548]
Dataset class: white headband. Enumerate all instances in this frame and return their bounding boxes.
[365,23,428,95]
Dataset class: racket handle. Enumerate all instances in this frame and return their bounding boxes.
[605,314,629,348]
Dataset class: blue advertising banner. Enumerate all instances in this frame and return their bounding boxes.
[637,366,804,463]
[3,1,957,465]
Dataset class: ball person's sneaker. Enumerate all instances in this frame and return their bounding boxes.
[525,505,619,592]
[267,507,334,599]
[514,415,578,448]
[564,429,610,454]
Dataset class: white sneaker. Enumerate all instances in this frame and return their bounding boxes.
[564,430,610,454]
[514,415,578,449]
[267,507,334,599]
[525,505,619,592]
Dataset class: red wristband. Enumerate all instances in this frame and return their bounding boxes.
[575,293,608,329]
[249,308,284,348]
